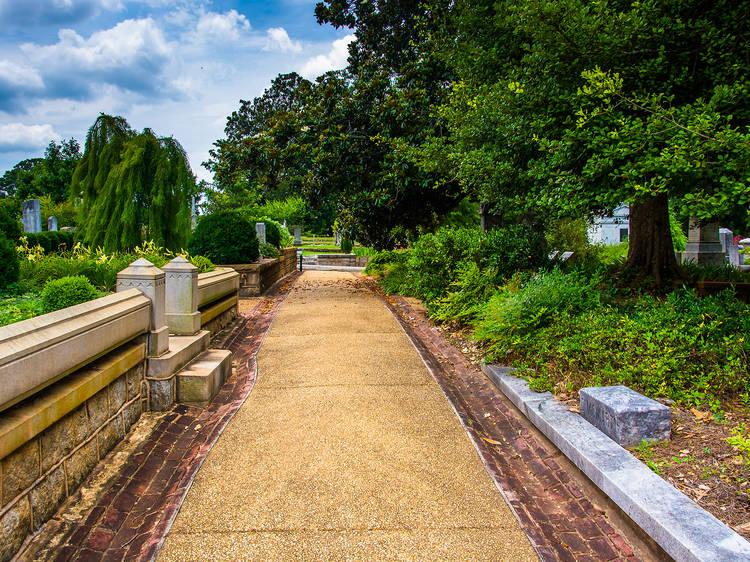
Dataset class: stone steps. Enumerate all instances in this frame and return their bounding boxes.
[176,349,232,407]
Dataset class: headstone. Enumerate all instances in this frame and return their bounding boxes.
[116,258,169,357]
[681,217,725,266]
[560,251,574,262]
[727,245,741,267]
[335,231,342,246]
[719,228,734,254]
[47,216,58,232]
[22,199,42,233]
[579,385,671,447]
[191,196,198,230]
[293,226,302,246]
[548,250,559,260]
[255,222,266,245]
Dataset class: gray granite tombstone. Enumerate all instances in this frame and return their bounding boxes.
[682,217,725,265]
[22,199,42,233]
[293,226,302,246]
[255,222,266,245]
[580,385,671,447]
[719,227,734,254]
[47,216,58,232]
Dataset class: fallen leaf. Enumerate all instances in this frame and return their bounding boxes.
[735,521,750,533]
[691,408,711,421]
[482,437,502,445]
[569,406,581,414]
[698,484,711,491]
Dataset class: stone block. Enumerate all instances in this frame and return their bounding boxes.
[149,378,175,411]
[126,362,144,401]
[163,257,201,335]
[64,439,98,491]
[0,497,30,562]
[122,399,142,431]
[40,406,88,473]
[109,376,127,415]
[579,385,671,447]
[22,199,41,233]
[97,416,124,459]
[87,388,109,431]
[2,439,39,505]
[256,222,266,245]
[117,258,168,357]
[176,349,232,407]
[30,465,66,531]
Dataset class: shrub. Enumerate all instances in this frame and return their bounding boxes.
[407,227,482,303]
[340,237,353,254]
[479,224,550,278]
[40,275,100,313]
[24,231,75,254]
[188,211,259,264]
[260,242,280,259]
[0,203,21,241]
[0,234,19,290]
[432,262,499,324]
[364,249,412,294]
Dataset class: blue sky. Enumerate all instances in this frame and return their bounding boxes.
[0,0,353,181]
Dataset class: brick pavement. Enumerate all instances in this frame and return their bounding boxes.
[19,272,301,562]
[360,276,644,562]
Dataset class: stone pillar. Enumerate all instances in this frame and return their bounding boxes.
[116,258,169,357]
[47,216,58,232]
[293,226,302,246]
[22,199,41,233]
[256,222,266,245]
[163,257,201,335]
[682,217,725,266]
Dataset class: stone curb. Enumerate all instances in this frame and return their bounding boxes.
[300,264,366,272]
[482,364,750,562]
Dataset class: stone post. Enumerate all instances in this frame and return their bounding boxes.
[162,257,201,335]
[22,199,41,233]
[47,216,58,232]
[256,222,266,245]
[116,258,169,357]
[681,217,725,266]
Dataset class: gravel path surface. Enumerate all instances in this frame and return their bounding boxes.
[158,270,537,561]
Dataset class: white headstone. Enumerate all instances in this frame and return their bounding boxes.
[682,218,725,266]
[22,199,42,233]
[47,216,58,231]
[255,222,266,245]
[719,228,733,254]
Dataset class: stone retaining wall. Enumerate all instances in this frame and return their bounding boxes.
[0,345,147,561]
[317,254,371,267]
[221,247,298,297]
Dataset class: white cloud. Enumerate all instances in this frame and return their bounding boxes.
[300,34,354,78]
[0,61,43,90]
[193,10,250,43]
[0,123,59,152]
[264,27,302,53]
[20,18,177,100]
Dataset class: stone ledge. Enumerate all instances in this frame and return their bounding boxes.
[197,268,239,308]
[482,363,750,562]
[200,294,238,327]
[0,342,146,460]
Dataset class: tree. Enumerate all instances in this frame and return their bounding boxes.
[0,140,81,203]
[419,0,750,281]
[72,114,197,251]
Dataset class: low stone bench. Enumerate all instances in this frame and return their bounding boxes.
[579,385,671,447]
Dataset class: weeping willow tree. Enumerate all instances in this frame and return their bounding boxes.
[71,114,197,251]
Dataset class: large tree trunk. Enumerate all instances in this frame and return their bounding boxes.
[626,194,679,285]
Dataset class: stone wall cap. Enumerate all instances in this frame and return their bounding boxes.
[580,385,669,414]
[117,258,164,279]
[162,256,197,273]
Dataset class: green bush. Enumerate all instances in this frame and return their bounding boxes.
[407,227,482,303]
[364,249,412,294]
[260,242,280,259]
[0,203,21,241]
[0,234,19,290]
[340,238,353,254]
[40,275,100,313]
[24,231,75,254]
[188,211,260,264]
[479,224,550,277]
[432,262,499,324]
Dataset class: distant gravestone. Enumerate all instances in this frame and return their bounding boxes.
[560,251,574,262]
[682,217,725,266]
[22,199,42,233]
[293,226,302,246]
[47,216,58,232]
[335,231,342,246]
[255,222,266,245]
[719,228,734,254]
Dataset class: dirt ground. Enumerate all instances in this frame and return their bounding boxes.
[432,315,750,542]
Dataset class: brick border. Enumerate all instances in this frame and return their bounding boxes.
[22,272,301,562]
[359,276,641,562]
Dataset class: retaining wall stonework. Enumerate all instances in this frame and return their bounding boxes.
[0,347,147,561]
[221,247,298,297]
[317,254,370,267]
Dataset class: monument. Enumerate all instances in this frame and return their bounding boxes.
[22,199,42,233]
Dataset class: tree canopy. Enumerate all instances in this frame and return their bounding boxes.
[72,114,197,251]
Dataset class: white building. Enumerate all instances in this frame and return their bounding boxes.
[588,204,630,245]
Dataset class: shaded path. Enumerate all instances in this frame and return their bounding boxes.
[157,271,537,560]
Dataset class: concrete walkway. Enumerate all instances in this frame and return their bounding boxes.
[158,271,536,560]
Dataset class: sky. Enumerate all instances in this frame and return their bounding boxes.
[0,0,354,181]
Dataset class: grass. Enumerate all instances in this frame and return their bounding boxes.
[0,291,42,327]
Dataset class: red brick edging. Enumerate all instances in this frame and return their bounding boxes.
[27,272,301,562]
[359,275,640,562]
